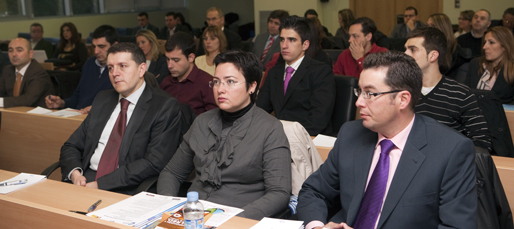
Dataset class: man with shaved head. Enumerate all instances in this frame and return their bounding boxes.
[0,37,53,107]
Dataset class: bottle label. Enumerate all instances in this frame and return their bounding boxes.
[184,218,204,229]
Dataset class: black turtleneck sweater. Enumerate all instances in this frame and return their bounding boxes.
[221,102,253,129]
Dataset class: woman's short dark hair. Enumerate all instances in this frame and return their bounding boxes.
[363,51,423,110]
[107,42,146,66]
[214,50,262,102]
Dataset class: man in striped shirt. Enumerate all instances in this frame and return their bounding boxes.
[404,27,491,151]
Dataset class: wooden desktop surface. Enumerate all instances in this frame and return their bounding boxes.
[0,169,258,228]
[0,107,87,180]
[505,110,514,144]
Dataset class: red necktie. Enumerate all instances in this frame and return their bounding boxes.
[261,36,274,61]
[284,67,294,95]
[13,72,22,97]
[96,98,130,180]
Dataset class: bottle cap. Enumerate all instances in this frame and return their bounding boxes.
[187,191,199,202]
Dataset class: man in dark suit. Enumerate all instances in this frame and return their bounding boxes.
[60,43,185,194]
[389,6,424,39]
[30,23,54,58]
[256,16,335,136]
[0,38,53,108]
[195,7,243,56]
[297,51,476,229]
[252,10,289,69]
[158,12,193,40]
[132,12,160,37]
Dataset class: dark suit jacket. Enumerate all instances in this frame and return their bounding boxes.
[252,32,280,68]
[465,57,514,104]
[256,56,335,136]
[147,55,170,85]
[158,25,192,40]
[60,84,186,194]
[195,28,243,56]
[297,115,477,228]
[34,39,54,58]
[133,23,160,37]
[0,59,54,107]
[389,21,425,39]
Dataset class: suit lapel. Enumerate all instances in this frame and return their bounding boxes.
[377,116,427,228]
[347,131,378,226]
[269,62,286,112]
[282,57,309,105]
[118,85,151,163]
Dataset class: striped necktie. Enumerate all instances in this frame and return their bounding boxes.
[260,36,274,61]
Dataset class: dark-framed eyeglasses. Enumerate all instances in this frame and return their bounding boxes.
[354,88,403,99]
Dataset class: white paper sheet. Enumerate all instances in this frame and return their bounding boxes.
[0,173,47,194]
[27,106,81,118]
[312,134,337,148]
[27,106,53,114]
[250,217,304,229]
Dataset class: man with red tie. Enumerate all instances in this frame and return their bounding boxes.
[59,43,186,194]
[297,51,476,229]
[251,9,289,69]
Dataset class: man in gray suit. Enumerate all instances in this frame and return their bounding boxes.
[60,43,186,194]
[389,6,424,39]
[252,10,289,69]
[297,51,476,229]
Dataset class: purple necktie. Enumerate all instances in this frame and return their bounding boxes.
[284,66,294,95]
[353,139,395,229]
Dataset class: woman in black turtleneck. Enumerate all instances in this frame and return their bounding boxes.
[157,51,291,220]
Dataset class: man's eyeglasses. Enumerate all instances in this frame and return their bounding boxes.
[354,88,403,99]
[209,79,243,88]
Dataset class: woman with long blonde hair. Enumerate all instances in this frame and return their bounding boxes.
[465,26,514,103]
[136,30,169,83]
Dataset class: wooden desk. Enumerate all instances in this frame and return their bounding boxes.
[0,107,87,180]
[0,170,258,228]
[505,110,514,144]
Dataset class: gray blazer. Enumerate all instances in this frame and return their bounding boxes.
[157,105,292,220]
[389,21,424,38]
[252,32,280,68]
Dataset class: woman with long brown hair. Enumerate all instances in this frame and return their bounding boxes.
[52,22,88,71]
[465,26,514,103]
[195,26,227,76]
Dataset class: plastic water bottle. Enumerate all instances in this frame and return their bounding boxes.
[183,191,204,229]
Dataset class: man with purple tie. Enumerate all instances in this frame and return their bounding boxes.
[256,16,335,136]
[297,51,476,229]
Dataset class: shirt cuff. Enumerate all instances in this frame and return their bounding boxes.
[306,220,325,229]
[67,167,83,181]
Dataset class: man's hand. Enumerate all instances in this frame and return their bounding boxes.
[406,18,416,31]
[45,95,65,109]
[78,106,92,114]
[85,181,99,189]
[70,170,86,186]
[315,222,352,229]
[349,41,365,61]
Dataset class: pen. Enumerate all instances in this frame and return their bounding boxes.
[69,210,88,215]
[87,199,102,213]
[48,95,51,100]
[0,179,28,186]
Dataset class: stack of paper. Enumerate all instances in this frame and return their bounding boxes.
[27,106,81,118]
[0,173,47,194]
[250,217,304,229]
[312,134,337,148]
[87,192,243,229]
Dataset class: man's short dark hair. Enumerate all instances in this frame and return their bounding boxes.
[405,6,418,15]
[138,12,149,18]
[214,50,262,102]
[363,51,423,110]
[350,17,377,44]
[406,27,447,66]
[268,10,289,22]
[504,7,514,17]
[304,9,318,18]
[92,25,119,45]
[166,11,176,17]
[165,32,196,57]
[107,42,146,66]
[280,16,311,44]
[30,23,43,32]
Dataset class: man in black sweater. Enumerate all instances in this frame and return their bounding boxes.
[457,9,491,57]
[405,27,491,151]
